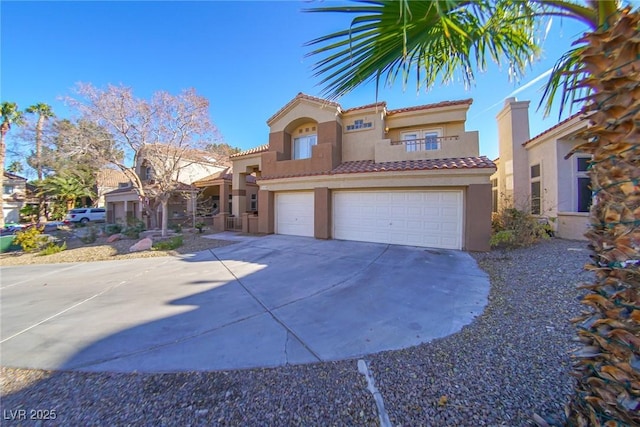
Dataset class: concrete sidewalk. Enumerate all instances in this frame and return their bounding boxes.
[0,235,490,372]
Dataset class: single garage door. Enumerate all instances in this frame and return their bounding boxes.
[333,191,463,249]
[275,192,314,237]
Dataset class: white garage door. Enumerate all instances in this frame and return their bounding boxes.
[275,192,314,237]
[333,191,463,249]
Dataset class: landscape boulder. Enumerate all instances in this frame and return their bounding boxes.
[129,237,153,252]
[106,233,122,243]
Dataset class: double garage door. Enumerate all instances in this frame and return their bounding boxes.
[275,190,463,250]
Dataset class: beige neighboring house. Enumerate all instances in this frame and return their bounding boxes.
[104,145,229,227]
[492,97,590,240]
[230,93,496,251]
[2,172,32,224]
[95,168,129,207]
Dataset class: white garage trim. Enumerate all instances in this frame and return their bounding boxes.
[275,192,315,237]
[333,190,463,250]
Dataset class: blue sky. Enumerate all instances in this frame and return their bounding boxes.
[2,0,592,176]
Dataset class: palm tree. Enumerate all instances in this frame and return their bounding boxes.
[1,102,25,228]
[26,103,55,220]
[307,1,639,425]
[25,103,55,181]
[38,173,96,212]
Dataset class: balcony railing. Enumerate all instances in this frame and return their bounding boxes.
[390,135,459,152]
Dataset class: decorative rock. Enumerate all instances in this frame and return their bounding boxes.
[106,234,122,243]
[129,237,153,252]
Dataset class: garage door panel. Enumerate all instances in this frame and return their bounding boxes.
[276,192,314,237]
[333,191,462,250]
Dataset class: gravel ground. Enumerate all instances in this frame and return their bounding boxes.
[0,238,591,426]
[0,229,235,266]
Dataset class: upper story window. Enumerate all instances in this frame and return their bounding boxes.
[3,185,15,195]
[346,119,373,131]
[530,163,541,215]
[293,135,317,160]
[401,129,442,152]
[144,166,153,181]
[576,156,592,213]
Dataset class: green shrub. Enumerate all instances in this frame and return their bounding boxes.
[123,219,146,239]
[152,235,183,251]
[79,226,98,244]
[105,223,123,235]
[39,241,67,256]
[490,207,551,249]
[170,223,182,233]
[14,226,48,253]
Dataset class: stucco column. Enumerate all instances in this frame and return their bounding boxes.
[465,184,492,252]
[258,190,274,234]
[314,187,331,239]
[123,200,128,221]
[219,183,228,214]
[232,172,247,217]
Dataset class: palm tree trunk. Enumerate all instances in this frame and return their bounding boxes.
[566,8,640,426]
[0,129,6,229]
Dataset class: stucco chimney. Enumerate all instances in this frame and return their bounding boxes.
[496,97,530,208]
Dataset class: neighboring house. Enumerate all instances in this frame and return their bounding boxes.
[104,145,229,227]
[192,167,259,217]
[230,93,495,251]
[95,168,129,207]
[492,97,589,240]
[2,172,32,224]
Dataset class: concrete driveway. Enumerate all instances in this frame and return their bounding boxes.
[0,234,490,372]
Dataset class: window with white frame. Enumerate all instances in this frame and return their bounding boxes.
[145,166,153,181]
[250,193,258,211]
[530,163,541,215]
[576,156,592,212]
[293,135,317,160]
[401,129,442,152]
[3,185,15,195]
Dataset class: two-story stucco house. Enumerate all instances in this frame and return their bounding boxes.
[231,93,496,251]
[2,172,31,224]
[492,97,590,240]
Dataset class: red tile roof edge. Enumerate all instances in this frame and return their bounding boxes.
[230,144,270,158]
[387,99,473,115]
[522,112,584,147]
[267,93,341,124]
[342,102,387,114]
[257,156,495,181]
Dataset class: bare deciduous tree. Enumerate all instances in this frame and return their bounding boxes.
[67,83,221,236]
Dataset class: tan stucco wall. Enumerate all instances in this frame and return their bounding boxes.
[314,187,331,239]
[557,212,589,240]
[258,168,493,193]
[465,184,492,251]
[341,109,386,162]
[496,98,530,209]
[374,130,479,163]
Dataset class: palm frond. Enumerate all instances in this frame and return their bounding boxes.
[538,44,588,118]
[306,0,542,99]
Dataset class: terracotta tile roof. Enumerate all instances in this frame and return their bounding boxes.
[96,168,129,187]
[387,99,473,115]
[522,112,584,147]
[192,167,257,187]
[230,144,270,158]
[342,102,387,114]
[267,93,341,124]
[259,156,495,180]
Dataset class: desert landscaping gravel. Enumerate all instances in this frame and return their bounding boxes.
[0,238,591,426]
